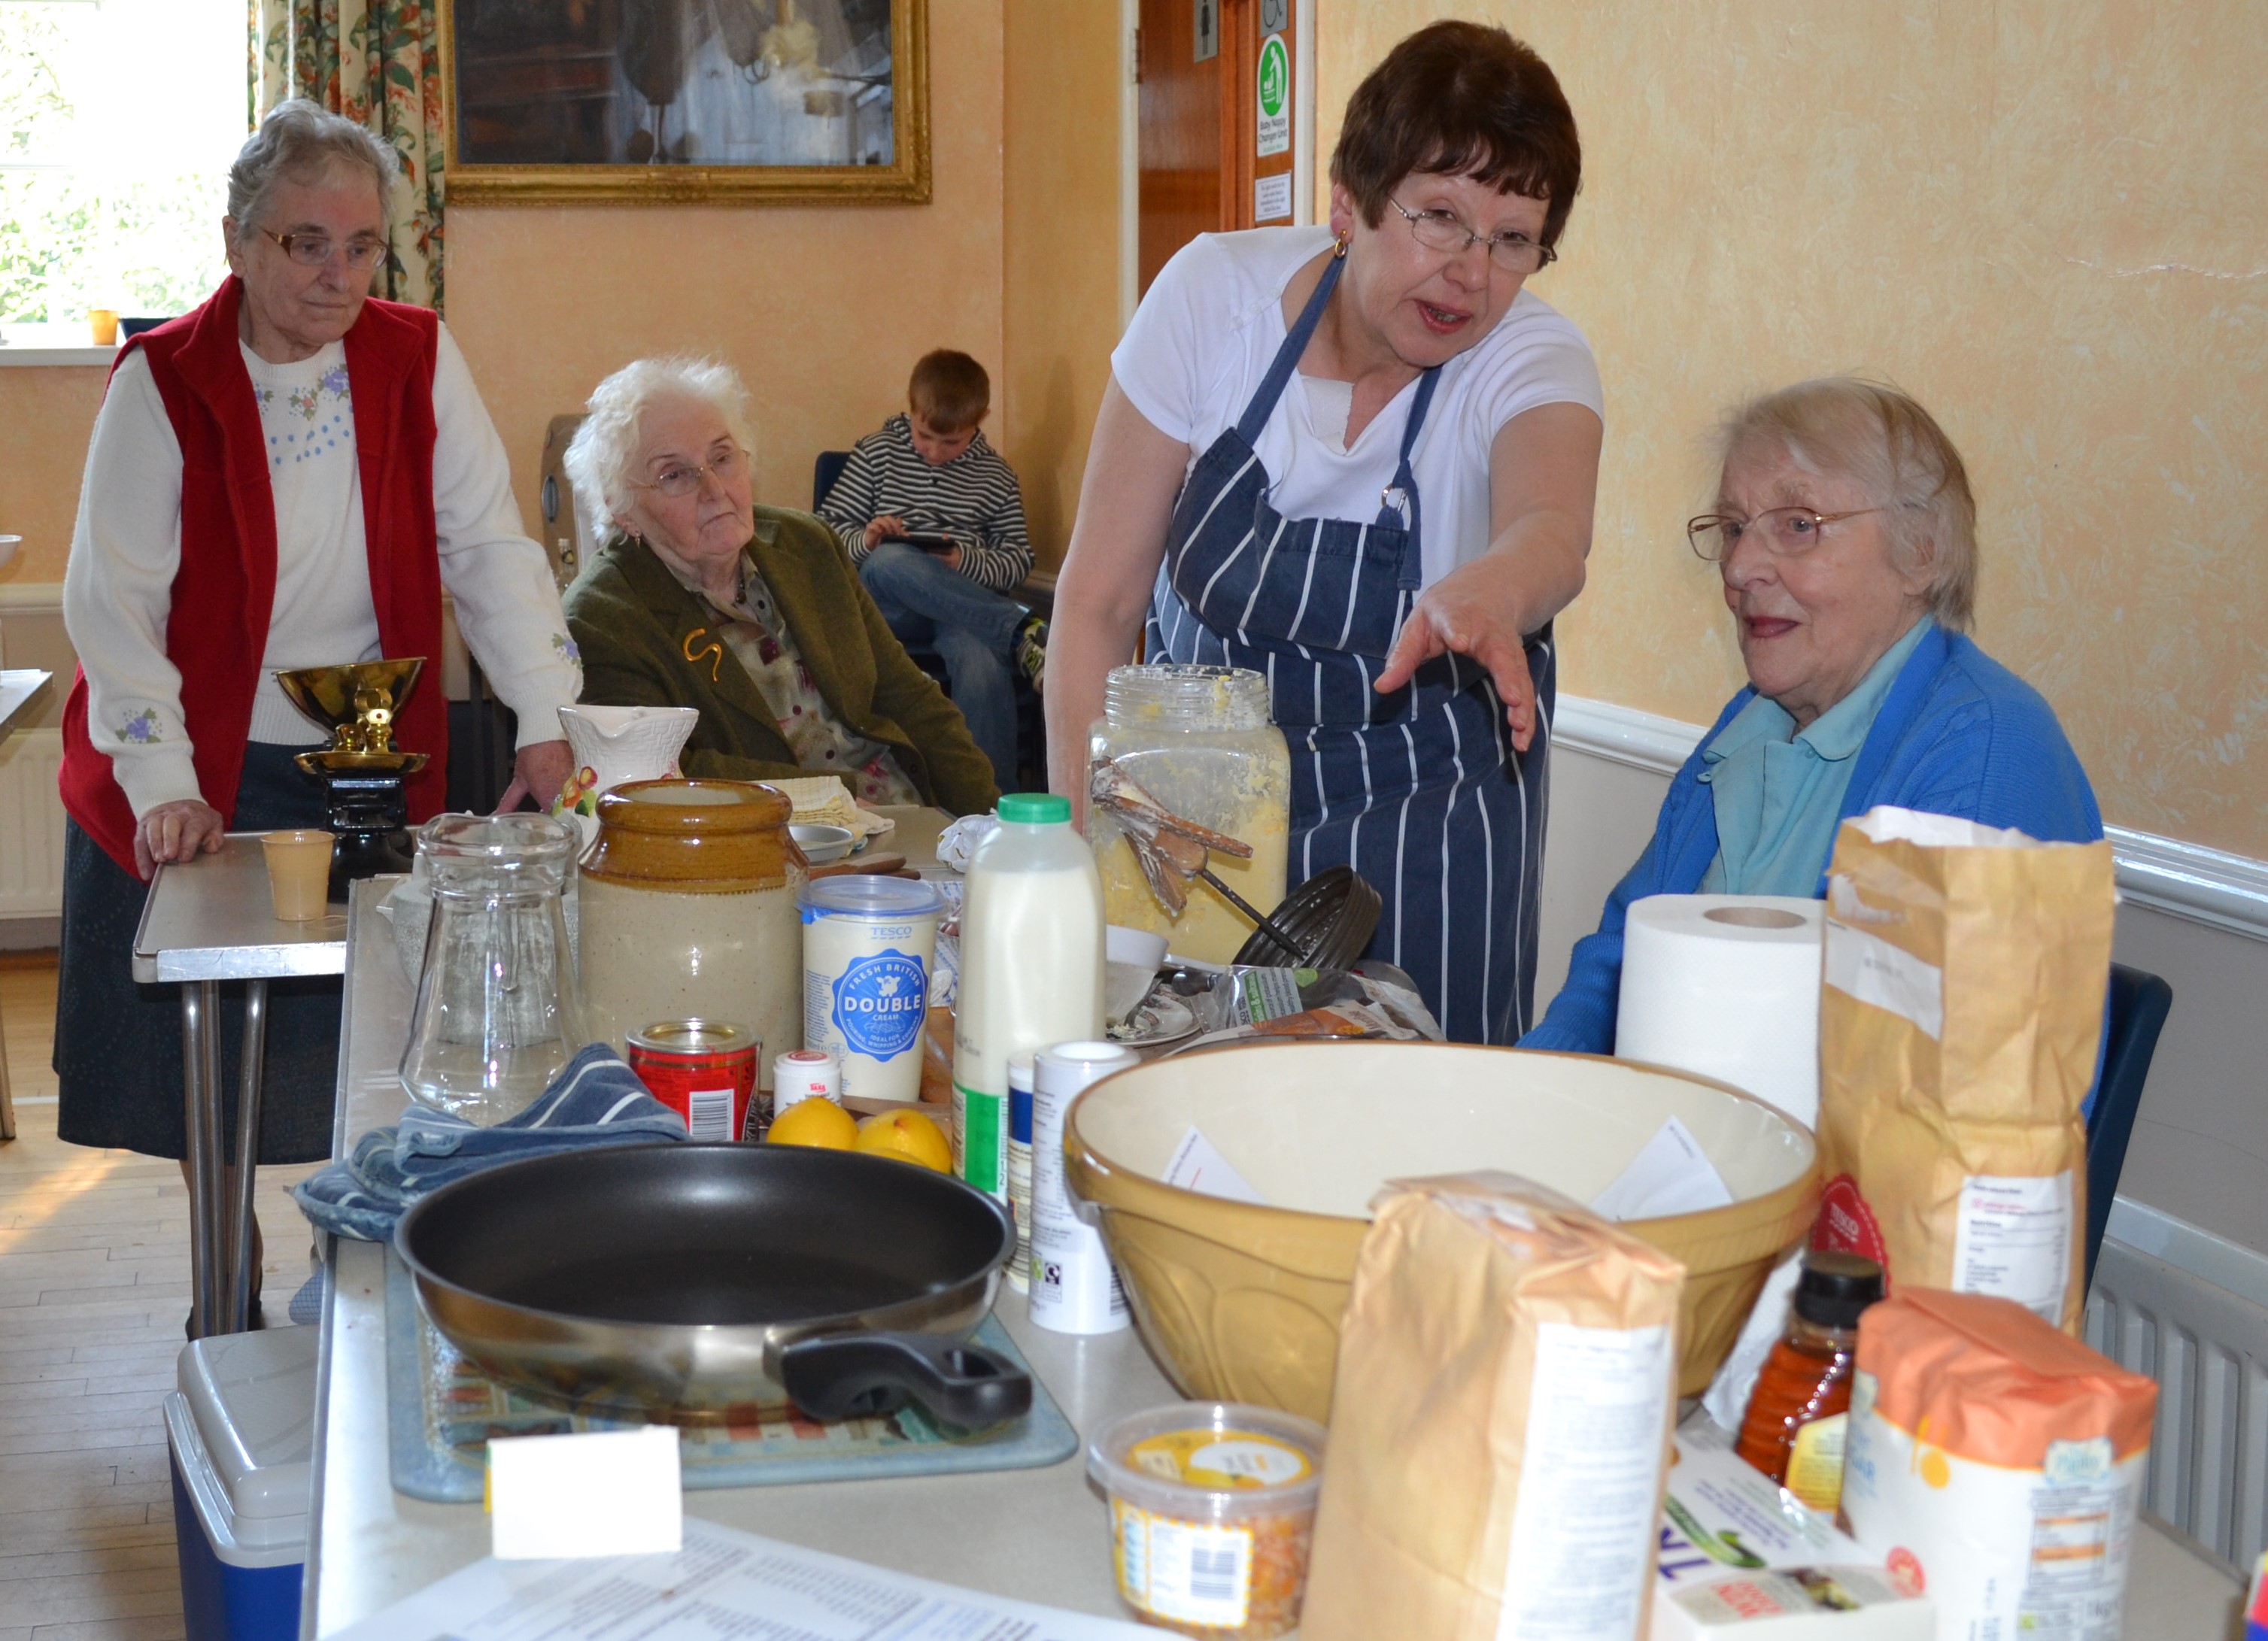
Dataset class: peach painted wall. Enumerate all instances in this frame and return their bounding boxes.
[1001,0,1124,569]
[447,5,1007,548]
[1319,2,2268,858]
[0,367,107,587]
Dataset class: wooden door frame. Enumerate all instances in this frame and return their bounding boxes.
[1120,0,1315,324]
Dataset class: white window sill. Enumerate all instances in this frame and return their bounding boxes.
[0,323,120,368]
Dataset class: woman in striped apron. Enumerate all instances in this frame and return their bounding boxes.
[1048,23,1604,1043]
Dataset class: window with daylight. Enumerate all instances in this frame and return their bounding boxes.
[0,0,245,335]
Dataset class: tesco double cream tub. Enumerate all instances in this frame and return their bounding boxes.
[799,875,944,1102]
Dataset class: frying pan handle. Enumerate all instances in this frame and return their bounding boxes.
[779,1332,1033,1430]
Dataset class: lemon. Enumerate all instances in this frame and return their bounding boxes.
[855,1108,952,1172]
[765,1097,858,1150]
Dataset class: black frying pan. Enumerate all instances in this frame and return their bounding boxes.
[395,1143,1030,1429]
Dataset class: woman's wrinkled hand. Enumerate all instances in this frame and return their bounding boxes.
[1373,558,1543,751]
[134,799,226,881]
[497,738,574,814]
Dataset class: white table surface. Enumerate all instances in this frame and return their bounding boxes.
[302,875,1174,1636]
[132,833,351,984]
[0,668,50,740]
[298,865,2248,1639]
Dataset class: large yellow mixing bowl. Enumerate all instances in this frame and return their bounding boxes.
[1065,1041,1819,1422]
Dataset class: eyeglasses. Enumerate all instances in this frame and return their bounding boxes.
[633,444,745,500]
[260,228,387,271]
[1687,505,1882,562]
[1386,198,1556,274]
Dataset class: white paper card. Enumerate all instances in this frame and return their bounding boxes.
[1589,1116,1736,1222]
[335,1515,1149,1639]
[489,1425,682,1561]
[1951,1170,2073,1322]
[1163,1124,1269,1205]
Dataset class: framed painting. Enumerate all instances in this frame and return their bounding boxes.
[439,0,928,203]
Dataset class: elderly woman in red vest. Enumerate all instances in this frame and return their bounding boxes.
[55,100,579,1300]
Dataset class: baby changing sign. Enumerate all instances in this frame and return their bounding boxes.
[1256,34,1290,157]
[832,950,928,1060]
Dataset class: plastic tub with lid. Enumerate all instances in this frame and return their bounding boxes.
[1087,1400,1326,1637]
[163,1324,318,1641]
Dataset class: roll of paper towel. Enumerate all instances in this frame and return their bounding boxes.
[1614,893,1825,1129]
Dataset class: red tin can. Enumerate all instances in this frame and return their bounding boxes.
[627,1019,760,1142]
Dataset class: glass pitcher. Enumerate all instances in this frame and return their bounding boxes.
[399,812,586,1124]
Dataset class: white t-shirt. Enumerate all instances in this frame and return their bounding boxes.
[1112,226,1605,592]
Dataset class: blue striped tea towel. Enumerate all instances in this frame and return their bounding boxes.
[293,1045,686,1242]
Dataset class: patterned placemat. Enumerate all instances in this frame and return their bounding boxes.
[383,1253,1077,1503]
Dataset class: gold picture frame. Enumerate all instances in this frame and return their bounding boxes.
[439,0,929,205]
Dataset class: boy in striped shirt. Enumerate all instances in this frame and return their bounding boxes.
[821,349,1046,788]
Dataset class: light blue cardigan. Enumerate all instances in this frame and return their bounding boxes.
[1522,625,2104,1054]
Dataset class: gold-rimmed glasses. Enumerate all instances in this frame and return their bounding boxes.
[1687,505,1882,562]
[1385,197,1557,274]
[633,444,747,501]
[260,228,387,271]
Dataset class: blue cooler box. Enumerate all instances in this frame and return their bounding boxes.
[164,1324,319,1641]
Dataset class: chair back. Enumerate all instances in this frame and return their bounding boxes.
[539,414,596,589]
[2086,962,2173,1286]
[813,450,852,512]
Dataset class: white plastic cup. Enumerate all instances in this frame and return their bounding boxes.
[797,875,943,1103]
[1029,1039,1137,1335]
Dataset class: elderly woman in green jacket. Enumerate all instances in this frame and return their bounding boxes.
[562,356,999,814]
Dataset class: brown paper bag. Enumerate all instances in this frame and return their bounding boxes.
[1814,806,2115,1335]
[1303,1172,1685,1641]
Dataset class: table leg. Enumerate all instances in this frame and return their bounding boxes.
[0,993,14,1142]
[181,980,226,1340]
[226,979,269,1333]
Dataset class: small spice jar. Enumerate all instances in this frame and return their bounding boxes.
[576,778,806,1093]
[1087,1400,1325,1638]
[1089,666,1289,964]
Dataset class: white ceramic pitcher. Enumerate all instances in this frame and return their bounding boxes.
[553,705,699,843]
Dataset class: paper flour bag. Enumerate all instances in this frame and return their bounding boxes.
[1304,1172,1685,1641]
[1813,807,2114,1334]
[1839,1289,2154,1638]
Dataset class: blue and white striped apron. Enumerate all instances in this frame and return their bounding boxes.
[1144,249,1553,1044]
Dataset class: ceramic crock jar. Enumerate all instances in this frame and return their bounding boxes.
[576,778,805,1093]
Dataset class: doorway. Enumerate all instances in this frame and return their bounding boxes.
[1135,0,1301,296]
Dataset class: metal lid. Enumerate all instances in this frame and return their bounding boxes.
[627,1018,754,1054]
[797,875,946,917]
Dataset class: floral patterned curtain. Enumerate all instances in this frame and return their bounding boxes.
[251,0,445,309]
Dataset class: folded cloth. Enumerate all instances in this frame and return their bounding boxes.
[293,1045,687,1242]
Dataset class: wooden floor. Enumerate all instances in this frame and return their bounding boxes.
[0,954,321,1639]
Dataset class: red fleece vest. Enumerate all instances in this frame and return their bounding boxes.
[60,279,448,873]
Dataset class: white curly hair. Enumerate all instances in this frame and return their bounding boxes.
[563,356,758,537]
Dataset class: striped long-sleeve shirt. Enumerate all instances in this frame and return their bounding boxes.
[818,414,1034,593]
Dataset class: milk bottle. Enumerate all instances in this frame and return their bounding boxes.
[952,794,1104,1200]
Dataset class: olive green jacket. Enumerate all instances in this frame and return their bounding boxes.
[563,508,999,816]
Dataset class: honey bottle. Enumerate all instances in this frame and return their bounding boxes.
[1733,1250,1884,1513]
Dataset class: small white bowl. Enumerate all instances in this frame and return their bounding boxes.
[791,823,857,866]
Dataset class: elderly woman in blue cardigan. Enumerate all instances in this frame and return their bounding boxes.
[1523,378,2101,1054]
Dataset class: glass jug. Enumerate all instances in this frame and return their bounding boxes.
[399,812,586,1124]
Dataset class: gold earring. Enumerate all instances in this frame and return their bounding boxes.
[1331,228,1350,258]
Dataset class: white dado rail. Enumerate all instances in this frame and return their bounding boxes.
[1552,693,2268,943]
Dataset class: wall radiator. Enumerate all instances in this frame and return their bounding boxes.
[2088,1209,2268,1574]
[0,726,65,919]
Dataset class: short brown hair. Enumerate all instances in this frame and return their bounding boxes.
[908,350,991,432]
[1330,22,1581,247]
[1717,378,1979,631]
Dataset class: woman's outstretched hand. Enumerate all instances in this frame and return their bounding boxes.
[1373,557,1542,751]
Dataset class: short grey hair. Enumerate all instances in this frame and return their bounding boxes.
[563,356,758,535]
[1715,377,1978,630]
[227,99,397,241]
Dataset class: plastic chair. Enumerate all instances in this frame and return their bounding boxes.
[2084,963,2173,1287]
[813,450,852,511]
